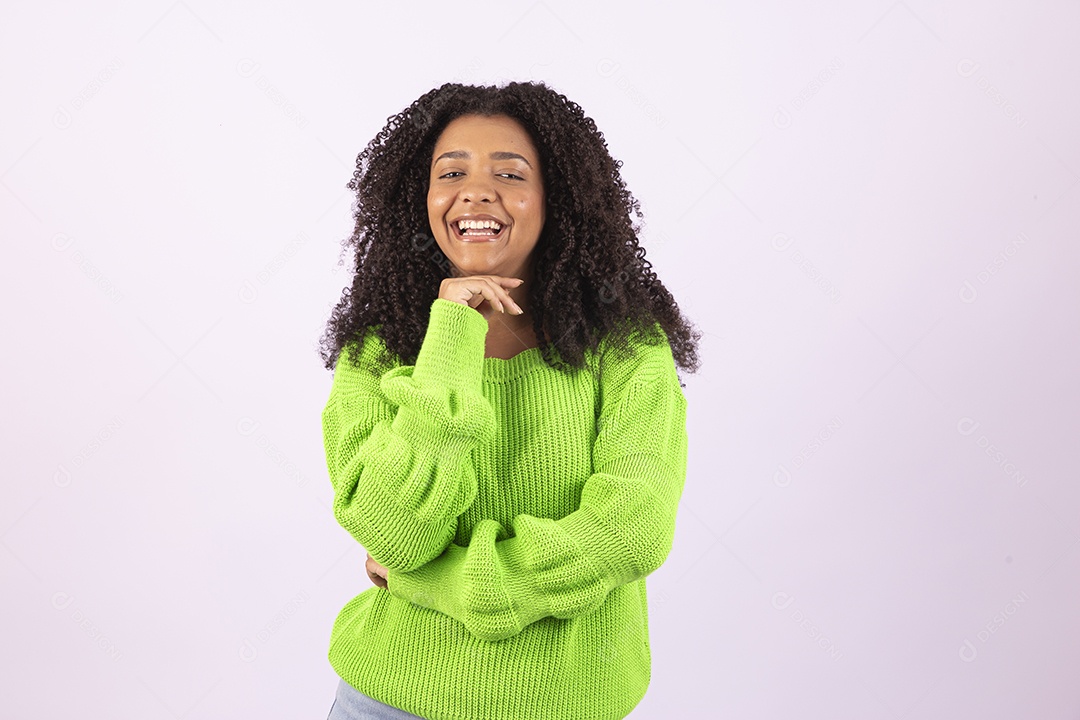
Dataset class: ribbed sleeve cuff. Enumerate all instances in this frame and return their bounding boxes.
[412,298,488,389]
[389,405,480,456]
[553,508,638,587]
[499,534,553,629]
[385,544,467,613]
[384,531,554,641]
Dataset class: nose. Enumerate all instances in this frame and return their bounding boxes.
[461,174,496,203]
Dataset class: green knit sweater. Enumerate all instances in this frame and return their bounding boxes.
[321,297,688,720]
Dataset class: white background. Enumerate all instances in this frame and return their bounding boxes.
[3,1,1078,718]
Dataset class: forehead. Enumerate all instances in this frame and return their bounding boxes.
[431,114,539,160]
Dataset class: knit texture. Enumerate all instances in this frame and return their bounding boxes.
[322,297,688,720]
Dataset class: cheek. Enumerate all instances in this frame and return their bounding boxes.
[511,197,542,224]
[427,187,450,214]
[528,200,545,229]
[427,194,449,238]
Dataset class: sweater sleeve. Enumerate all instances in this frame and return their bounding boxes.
[384,332,688,642]
[321,298,496,571]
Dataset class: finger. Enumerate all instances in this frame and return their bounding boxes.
[475,279,508,314]
[470,281,505,314]
[366,557,388,578]
[462,282,491,310]
[443,276,522,313]
[502,290,523,315]
[476,286,497,312]
[499,279,526,314]
[489,286,507,314]
[497,277,524,314]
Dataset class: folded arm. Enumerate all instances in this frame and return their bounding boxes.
[322,299,495,571]
[385,334,689,641]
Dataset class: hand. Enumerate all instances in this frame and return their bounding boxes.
[366,552,389,589]
[439,275,524,318]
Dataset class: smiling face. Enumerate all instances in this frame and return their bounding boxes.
[427,113,546,281]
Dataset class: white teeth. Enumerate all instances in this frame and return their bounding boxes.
[457,219,502,231]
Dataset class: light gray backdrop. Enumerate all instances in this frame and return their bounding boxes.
[3,1,1077,718]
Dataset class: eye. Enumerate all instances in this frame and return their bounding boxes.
[438,171,463,179]
[499,173,524,180]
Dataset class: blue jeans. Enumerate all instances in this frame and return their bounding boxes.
[326,677,427,720]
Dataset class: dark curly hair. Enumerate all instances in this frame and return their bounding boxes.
[319,80,701,383]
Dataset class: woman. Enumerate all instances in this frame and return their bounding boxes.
[319,80,700,720]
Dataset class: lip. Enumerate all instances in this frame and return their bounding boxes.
[450,215,508,243]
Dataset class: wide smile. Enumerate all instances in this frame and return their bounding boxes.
[451,220,508,243]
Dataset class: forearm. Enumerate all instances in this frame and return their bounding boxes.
[324,298,496,569]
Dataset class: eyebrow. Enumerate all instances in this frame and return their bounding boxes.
[432,150,534,169]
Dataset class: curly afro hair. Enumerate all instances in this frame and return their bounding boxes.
[319,79,701,383]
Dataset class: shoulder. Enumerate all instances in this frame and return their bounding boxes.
[590,319,680,397]
[333,326,399,383]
